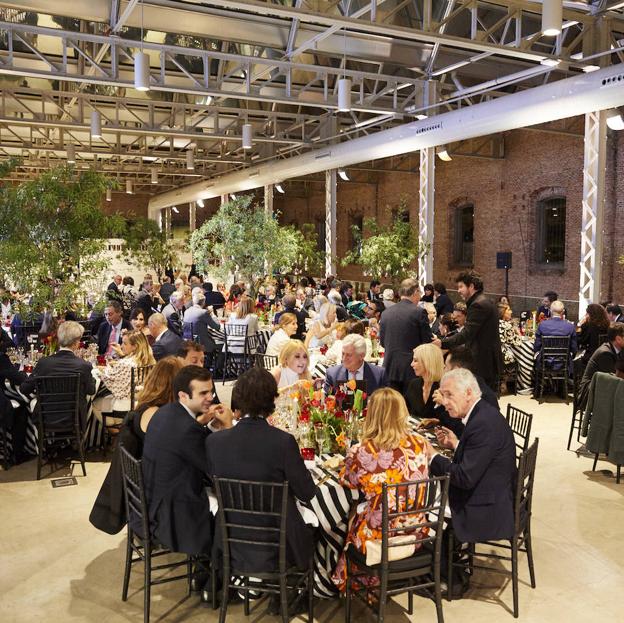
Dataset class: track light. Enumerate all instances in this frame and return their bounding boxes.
[582,64,600,73]
[231,193,237,200]
[275,184,285,194]
[197,198,205,207]
[172,206,179,214]
[242,124,253,150]
[134,51,150,91]
[90,110,102,139]
[186,149,195,170]
[151,169,158,184]
[542,0,562,37]
[606,108,624,131]
[337,78,352,112]
[338,169,350,181]
[66,144,75,164]
[436,146,452,161]
[106,188,112,202]
[126,180,133,194]
[540,58,561,67]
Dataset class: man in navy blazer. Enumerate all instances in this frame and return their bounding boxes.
[425,368,516,544]
[148,312,185,361]
[534,300,577,368]
[142,366,233,555]
[96,301,132,355]
[324,334,387,395]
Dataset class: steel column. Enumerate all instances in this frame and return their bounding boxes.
[579,110,607,318]
[264,184,274,216]
[163,206,172,238]
[325,169,337,276]
[418,147,435,289]
[189,201,196,232]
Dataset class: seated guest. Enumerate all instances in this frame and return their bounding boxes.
[142,366,233,555]
[309,294,328,320]
[305,302,337,349]
[452,301,467,332]
[325,322,348,364]
[158,275,175,305]
[346,292,367,320]
[134,280,157,319]
[162,291,185,336]
[537,290,558,318]
[129,308,153,344]
[206,367,317,575]
[606,304,624,324]
[577,303,610,366]
[423,302,439,335]
[433,282,454,316]
[534,299,577,366]
[363,299,385,329]
[425,368,516,546]
[183,289,220,339]
[177,340,206,367]
[367,280,382,303]
[339,281,354,307]
[422,283,435,303]
[21,321,96,427]
[96,301,132,356]
[265,312,298,357]
[332,388,429,592]
[148,312,184,361]
[497,295,510,307]
[498,303,522,366]
[578,323,624,410]
[438,313,458,338]
[381,287,396,308]
[203,281,226,313]
[273,294,308,341]
[272,339,311,390]
[226,296,259,354]
[444,345,499,410]
[405,343,444,419]
[323,334,387,395]
[328,289,349,322]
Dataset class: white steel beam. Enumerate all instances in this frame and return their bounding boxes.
[325,169,337,276]
[418,146,435,289]
[189,201,196,232]
[264,183,273,216]
[578,110,607,318]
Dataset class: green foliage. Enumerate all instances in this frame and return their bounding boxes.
[0,164,123,313]
[286,223,325,276]
[120,217,180,281]
[190,196,301,296]
[341,197,427,281]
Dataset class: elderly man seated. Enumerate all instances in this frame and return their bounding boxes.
[323,334,387,395]
[534,299,577,368]
[149,312,184,361]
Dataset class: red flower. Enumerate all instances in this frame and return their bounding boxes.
[361,392,367,401]
[335,410,345,420]
[311,399,320,408]
[319,344,328,355]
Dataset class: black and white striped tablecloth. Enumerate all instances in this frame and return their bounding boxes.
[206,327,272,354]
[510,338,535,390]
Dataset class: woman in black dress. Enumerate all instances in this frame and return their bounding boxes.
[404,343,444,419]
[577,303,610,366]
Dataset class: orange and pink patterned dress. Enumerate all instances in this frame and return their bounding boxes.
[332,433,429,591]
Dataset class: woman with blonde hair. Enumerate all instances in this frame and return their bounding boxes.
[226,295,259,354]
[265,312,298,357]
[271,339,311,390]
[332,388,428,592]
[304,302,337,349]
[404,343,444,419]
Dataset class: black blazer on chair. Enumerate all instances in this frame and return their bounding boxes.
[206,417,317,572]
[142,402,213,555]
[429,399,516,543]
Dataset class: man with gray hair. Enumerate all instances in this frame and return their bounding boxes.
[162,290,185,336]
[21,321,96,426]
[534,299,577,362]
[327,288,349,321]
[149,312,184,361]
[323,333,387,395]
[182,288,220,350]
[424,367,516,546]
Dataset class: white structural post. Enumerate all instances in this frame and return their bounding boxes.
[418,146,435,289]
[579,110,606,319]
[189,201,196,232]
[163,206,172,238]
[220,194,228,206]
[264,184,274,216]
[325,169,337,276]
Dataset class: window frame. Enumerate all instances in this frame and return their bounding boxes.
[536,196,566,268]
[452,203,475,267]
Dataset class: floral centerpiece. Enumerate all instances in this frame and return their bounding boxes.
[368,326,380,358]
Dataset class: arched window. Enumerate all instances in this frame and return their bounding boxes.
[536,197,566,266]
[453,204,474,266]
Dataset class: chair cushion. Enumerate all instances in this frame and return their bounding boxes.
[346,542,433,572]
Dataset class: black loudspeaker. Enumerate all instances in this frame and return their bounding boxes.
[496,251,512,269]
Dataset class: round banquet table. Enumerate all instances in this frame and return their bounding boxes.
[509,337,535,390]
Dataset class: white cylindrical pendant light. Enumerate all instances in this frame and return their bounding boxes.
[275,183,285,194]
[542,0,562,37]
[337,78,352,112]
[197,198,205,207]
[106,188,112,202]
[134,51,150,91]
[186,149,195,170]
[90,110,102,138]
[126,179,133,194]
[151,168,158,184]
[66,143,75,164]
[436,146,452,161]
[606,108,624,130]
[242,123,253,150]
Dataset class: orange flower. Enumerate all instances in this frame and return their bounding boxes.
[346,379,357,391]
[325,395,336,411]
[301,380,313,391]
[336,431,348,450]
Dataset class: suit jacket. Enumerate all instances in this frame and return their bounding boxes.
[134,291,156,318]
[96,319,133,355]
[142,402,213,555]
[204,290,226,312]
[162,303,183,336]
[429,399,516,543]
[20,349,96,427]
[379,299,433,384]
[205,417,317,571]
[183,305,220,352]
[578,342,619,410]
[434,293,454,317]
[534,317,577,354]
[158,282,176,305]
[441,292,502,389]
[152,329,184,361]
[323,362,387,395]
[577,322,606,365]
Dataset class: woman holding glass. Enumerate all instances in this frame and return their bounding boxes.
[271,339,312,390]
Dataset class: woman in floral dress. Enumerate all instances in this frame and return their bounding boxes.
[333,387,429,591]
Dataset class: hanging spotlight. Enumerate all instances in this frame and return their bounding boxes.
[90,110,102,139]
[126,179,133,194]
[242,123,253,150]
[275,183,285,194]
[106,188,112,202]
[151,168,158,184]
[542,0,562,37]
[582,64,600,73]
[338,169,350,181]
[197,198,205,207]
[186,149,195,170]
[606,108,624,131]
[540,58,561,67]
[436,146,452,161]
[231,193,237,200]
[134,51,150,91]
[172,206,180,214]
[337,77,352,112]
[66,143,75,164]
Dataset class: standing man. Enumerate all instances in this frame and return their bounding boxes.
[107,274,122,294]
[379,278,432,393]
[367,280,382,304]
[606,304,624,324]
[162,291,185,336]
[96,301,132,356]
[158,276,176,306]
[432,271,501,391]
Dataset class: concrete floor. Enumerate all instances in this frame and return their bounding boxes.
[1,392,623,623]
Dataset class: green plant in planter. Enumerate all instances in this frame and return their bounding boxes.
[286,223,325,277]
[0,162,123,314]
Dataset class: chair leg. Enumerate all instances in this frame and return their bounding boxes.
[243,577,250,616]
[122,532,133,601]
[144,545,152,623]
[566,408,576,451]
[280,574,289,623]
[617,465,621,485]
[446,531,454,602]
[525,529,536,589]
[434,560,444,623]
[407,589,413,615]
[592,453,599,471]
[345,559,352,623]
[308,568,314,623]
[78,436,87,477]
[187,556,193,596]
[218,565,230,623]
[378,577,388,623]
[511,539,519,619]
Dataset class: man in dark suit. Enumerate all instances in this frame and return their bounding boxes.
[21,321,96,427]
[380,278,432,393]
[273,294,308,341]
[206,367,316,573]
[433,271,502,391]
[578,323,624,410]
[425,368,516,545]
[533,299,577,366]
[158,276,176,306]
[324,334,387,395]
[107,274,122,294]
[148,312,184,361]
[606,304,624,324]
[433,282,454,317]
[142,366,233,555]
[203,281,226,313]
[95,300,132,356]
[367,280,382,304]
[537,290,558,318]
[134,280,157,319]
[162,291,185,336]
